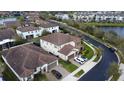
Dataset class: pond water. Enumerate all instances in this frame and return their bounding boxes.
[99,26,124,37]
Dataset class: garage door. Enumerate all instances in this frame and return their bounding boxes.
[48,62,57,70]
[68,54,74,59]
[26,35,33,39]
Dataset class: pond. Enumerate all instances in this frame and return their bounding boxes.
[99,26,124,37]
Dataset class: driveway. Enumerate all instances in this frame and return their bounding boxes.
[46,64,70,81]
[69,58,81,67]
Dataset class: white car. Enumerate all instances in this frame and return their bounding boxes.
[74,56,85,65]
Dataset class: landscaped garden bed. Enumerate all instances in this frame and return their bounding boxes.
[74,70,84,77]
[81,42,94,59]
[59,59,78,73]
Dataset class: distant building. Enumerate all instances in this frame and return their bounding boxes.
[55,13,70,20]
[73,12,95,22]
[95,14,124,22]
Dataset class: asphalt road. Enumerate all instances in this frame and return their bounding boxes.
[49,20,119,81]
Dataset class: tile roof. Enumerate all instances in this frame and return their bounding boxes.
[2,44,58,78]
[41,33,81,46]
[4,21,21,27]
[17,26,39,32]
[59,44,74,55]
[0,28,16,41]
[38,20,58,28]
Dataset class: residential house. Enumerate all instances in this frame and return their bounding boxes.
[1,43,58,81]
[40,33,81,61]
[3,21,21,28]
[16,26,43,39]
[38,20,59,33]
[0,28,16,49]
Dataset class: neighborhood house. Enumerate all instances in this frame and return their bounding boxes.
[16,26,43,39]
[39,20,59,33]
[0,28,16,49]
[40,33,81,61]
[2,43,58,81]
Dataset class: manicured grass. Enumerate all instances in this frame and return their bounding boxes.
[81,43,94,59]
[74,70,84,77]
[59,59,78,73]
[80,22,124,27]
[34,73,48,81]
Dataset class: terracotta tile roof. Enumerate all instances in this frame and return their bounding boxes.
[2,44,58,78]
[38,20,58,28]
[0,28,16,41]
[17,26,39,32]
[59,44,74,55]
[41,33,81,46]
[4,21,21,27]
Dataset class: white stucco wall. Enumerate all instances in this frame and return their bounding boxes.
[0,39,15,45]
[40,26,59,33]
[16,29,43,39]
[40,39,75,55]
[40,39,76,60]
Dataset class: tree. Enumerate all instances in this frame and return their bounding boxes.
[42,30,51,36]
[14,36,27,45]
[107,62,120,81]
[93,29,105,39]
[17,16,24,25]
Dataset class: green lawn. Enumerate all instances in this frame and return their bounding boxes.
[34,73,48,81]
[81,43,94,59]
[59,59,78,73]
[74,70,84,77]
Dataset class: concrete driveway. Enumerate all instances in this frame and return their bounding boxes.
[69,58,81,67]
[45,64,70,81]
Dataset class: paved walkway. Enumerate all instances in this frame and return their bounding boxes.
[62,41,98,81]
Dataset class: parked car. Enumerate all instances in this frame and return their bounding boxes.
[80,56,88,61]
[74,56,85,65]
[51,70,62,79]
